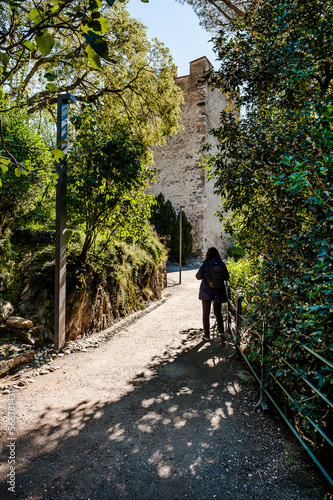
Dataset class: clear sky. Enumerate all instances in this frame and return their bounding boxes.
[126,0,218,77]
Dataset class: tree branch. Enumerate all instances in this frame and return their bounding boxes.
[210,0,245,18]
[0,120,24,171]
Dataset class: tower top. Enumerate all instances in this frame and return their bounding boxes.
[177,56,213,79]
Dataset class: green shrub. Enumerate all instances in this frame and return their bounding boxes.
[227,246,245,260]
[150,193,192,263]
[227,256,258,299]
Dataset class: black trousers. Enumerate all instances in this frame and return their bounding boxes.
[202,300,224,337]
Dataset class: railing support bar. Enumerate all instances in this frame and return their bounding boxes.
[234,295,243,359]
[256,319,269,410]
[226,282,231,335]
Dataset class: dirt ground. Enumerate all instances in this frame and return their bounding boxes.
[0,267,331,499]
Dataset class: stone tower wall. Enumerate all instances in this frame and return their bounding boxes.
[151,57,229,259]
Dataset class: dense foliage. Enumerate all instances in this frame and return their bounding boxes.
[176,0,246,31]
[204,0,333,454]
[0,1,182,246]
[0,108,53,239]
[226,256,258,297]
[149,193,193,264]
[0,0,148,96]
[0,0,183,173]
[68,107,155,262]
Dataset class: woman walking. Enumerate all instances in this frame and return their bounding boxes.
[196,247,229,341]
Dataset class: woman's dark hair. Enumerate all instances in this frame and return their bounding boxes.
[205,247,221,261]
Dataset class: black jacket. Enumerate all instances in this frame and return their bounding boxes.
[196,258,229,303]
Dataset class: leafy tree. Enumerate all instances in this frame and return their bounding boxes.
[150,193,192,263]
[0,1,183,176]
[204,0,333,446]
[0,0,147,89]
[67,107,154,262]
[0,107,53,239]
[0,1,182,115]
[176,0,246,31]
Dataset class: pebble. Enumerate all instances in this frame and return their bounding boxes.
[1,326,113,392]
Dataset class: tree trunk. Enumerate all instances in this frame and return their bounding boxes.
[79,234,92,263]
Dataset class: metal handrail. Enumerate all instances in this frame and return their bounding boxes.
[269,373,333,448]
[295,339,333,369]
[282,358,333,409]
[225,281,333,488]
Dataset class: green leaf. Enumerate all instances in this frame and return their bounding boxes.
[51,0,66,12]
[82,30,106,54]
[28,7,44,25]
[85,44,101,69]
[82,31,116,63]
[89,0,102,9]
[0,164,9,174]
[14,168,21,177]
[35,32,55,56]
[0,52,9,66]
[46,83,58,92]
[23,40,37,51]
[98,15,111,33]
[308,305,322,312]
[0,157,11,165]
[53,149,65,162]
[44,72,57,81]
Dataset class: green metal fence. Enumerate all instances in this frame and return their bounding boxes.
[225,282,333,488]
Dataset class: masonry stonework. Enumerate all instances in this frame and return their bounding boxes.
[151,56,229,259]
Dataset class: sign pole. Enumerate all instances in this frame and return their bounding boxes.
[179,206,184,285]
[54,93,76,350]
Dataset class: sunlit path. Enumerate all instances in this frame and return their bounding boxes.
[0,270,327,499]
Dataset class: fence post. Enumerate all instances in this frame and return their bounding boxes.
[235,296,243,359]
[256,318,269,410]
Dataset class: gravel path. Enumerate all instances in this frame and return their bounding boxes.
[0,268,330,499]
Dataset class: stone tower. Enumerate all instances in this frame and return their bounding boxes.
[151,56,229,259]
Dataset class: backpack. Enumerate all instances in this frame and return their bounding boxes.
[206,260,226,289]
